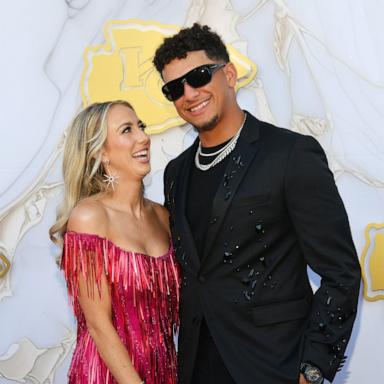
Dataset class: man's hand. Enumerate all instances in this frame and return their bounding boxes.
[299,373,309,384]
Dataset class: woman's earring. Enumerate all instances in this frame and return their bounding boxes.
[102,160,119,190]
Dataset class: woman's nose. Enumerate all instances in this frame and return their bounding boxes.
[136,127,150,143]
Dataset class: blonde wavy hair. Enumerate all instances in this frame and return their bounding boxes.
[49,100,134,247]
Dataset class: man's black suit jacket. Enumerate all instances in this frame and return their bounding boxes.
[164,112,361,384]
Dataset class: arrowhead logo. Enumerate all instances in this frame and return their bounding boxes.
[361,223,384,301]
[81,19,257,134]
[0,253,10,278]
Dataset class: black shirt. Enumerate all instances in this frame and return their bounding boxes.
[186,139,236,382]
[186,139,231,258]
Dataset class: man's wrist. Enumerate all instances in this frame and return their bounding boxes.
[300,362,324,384]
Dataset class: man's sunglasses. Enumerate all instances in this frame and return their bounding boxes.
[162,63,226,101]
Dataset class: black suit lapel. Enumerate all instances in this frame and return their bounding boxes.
[174,140,201,272]
[201,113,261,266]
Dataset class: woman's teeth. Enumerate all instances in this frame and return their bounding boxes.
[132,150,148,158]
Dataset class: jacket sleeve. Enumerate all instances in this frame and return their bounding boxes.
[284,134,361,382]
[163,159,177,213]
[163,162,171,211]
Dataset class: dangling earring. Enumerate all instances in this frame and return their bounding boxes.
[102,160,119,190]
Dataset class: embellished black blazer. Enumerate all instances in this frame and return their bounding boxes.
[164,112,361,384]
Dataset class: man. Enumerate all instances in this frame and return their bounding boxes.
[153,23,361,384]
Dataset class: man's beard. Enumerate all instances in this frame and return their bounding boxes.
[193,114,218,132]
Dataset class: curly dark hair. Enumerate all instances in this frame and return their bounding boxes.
[153,23,230,74]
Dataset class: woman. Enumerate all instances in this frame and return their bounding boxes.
[50,100,180,384]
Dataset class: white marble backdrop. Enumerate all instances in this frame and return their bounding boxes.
[0,0,383,383]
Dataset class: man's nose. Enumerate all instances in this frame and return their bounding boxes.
[183,82,199,99]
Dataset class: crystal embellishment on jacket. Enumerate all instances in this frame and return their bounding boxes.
[62,231,180,384]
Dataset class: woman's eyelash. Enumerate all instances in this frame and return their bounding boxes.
[121,122,146,133]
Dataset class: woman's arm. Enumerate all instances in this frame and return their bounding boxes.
[67,200,143,384]
[77,271,142,384]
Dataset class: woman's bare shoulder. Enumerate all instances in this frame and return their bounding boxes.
[67,198,108,235]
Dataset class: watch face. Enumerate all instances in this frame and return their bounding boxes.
[305,366,322,383]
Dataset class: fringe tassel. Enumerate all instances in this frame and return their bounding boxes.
[62,231,180,384]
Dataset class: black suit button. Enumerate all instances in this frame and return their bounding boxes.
[193,316,201,324]
[198,276,206,283]
[209,217,218,224]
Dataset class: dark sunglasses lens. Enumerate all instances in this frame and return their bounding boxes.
[162,65,217,101]
[162,81,184,101]
[186,66,212,88]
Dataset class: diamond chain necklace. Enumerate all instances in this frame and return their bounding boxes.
[194,113,247,171]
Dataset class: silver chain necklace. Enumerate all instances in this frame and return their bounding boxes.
[194,113,247,171]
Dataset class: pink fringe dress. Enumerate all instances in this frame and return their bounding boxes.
[62,231,180,384]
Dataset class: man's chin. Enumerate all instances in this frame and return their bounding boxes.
[193,115,219,132]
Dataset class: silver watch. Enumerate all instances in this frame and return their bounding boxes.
[300,362,324,384]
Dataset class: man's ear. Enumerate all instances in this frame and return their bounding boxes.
[224,62,238,88]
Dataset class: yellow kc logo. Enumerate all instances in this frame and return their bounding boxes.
[81,19,257,134]
[0,253,11,278]
[361,223,384,301]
